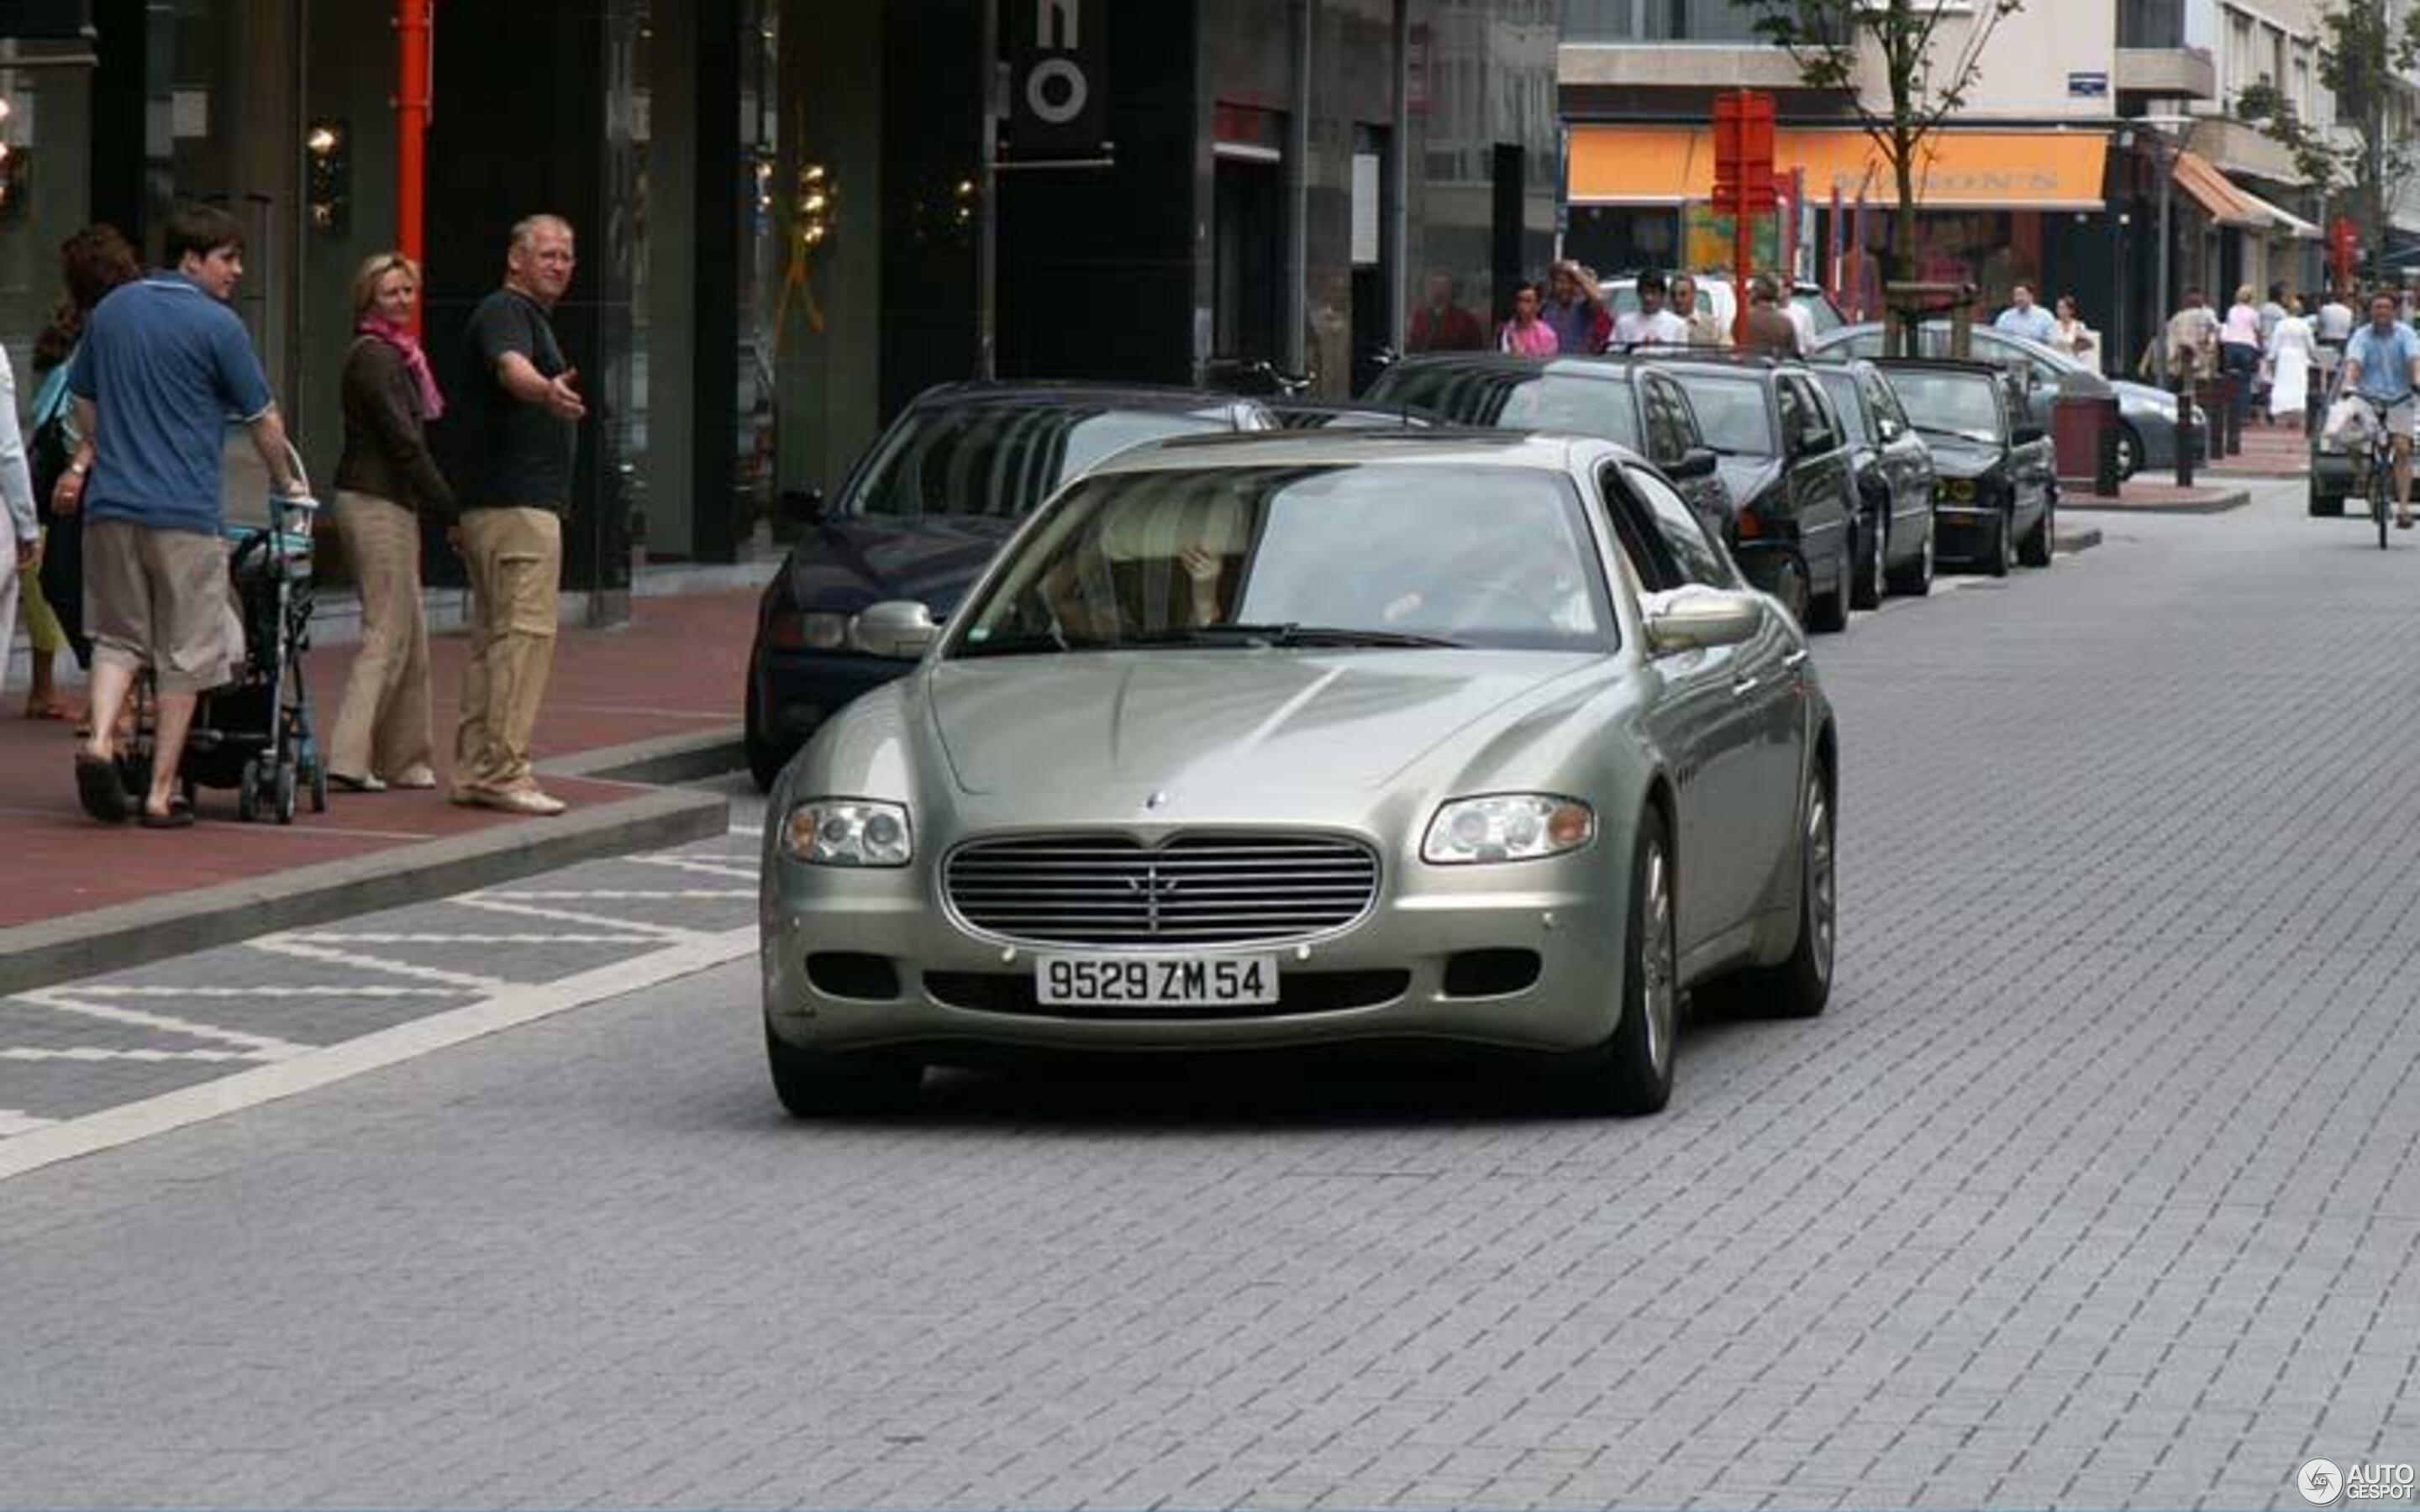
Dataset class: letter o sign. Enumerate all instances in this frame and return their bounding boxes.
[1028,58,1087,124]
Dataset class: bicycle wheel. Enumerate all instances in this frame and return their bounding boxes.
[2377,454,2391,550]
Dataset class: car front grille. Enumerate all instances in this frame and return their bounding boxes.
[944,832,1380,948]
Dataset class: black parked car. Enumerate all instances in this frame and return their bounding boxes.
[1632,353,1857,631]
[1811,358,1939,603]
[1872,359,2054,576]
[1362,354,1732,543]
[744,383,1270,788]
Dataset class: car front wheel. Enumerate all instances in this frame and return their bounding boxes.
[765,1019,923,1117]
[2116,422,2143,480]
[1982,508,2014,578]
[1849,507,1886,610]
[1554,807,1679,1116]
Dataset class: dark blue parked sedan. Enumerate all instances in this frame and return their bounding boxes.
[745,383,1270,787]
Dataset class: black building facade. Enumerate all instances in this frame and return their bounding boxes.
[0,0,1557,595]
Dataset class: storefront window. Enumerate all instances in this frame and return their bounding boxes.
[0,49,94,381]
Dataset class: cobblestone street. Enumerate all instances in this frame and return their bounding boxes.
[3,478,2416,1509]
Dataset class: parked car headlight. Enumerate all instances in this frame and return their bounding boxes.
[1936,476,1977,503]
[765,609,853,650]
[1422,795,1596,865]
[782,799,913,867]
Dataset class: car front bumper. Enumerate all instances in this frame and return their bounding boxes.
[760,839,1634,1061]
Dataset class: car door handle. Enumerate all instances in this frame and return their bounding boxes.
[1783,649,1809,670]
[1732,674,1762,696]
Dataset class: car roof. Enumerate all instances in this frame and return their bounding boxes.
[1630,352,1804,381]
[1379,353,1642,381]
[905,380,1255,413]
[1870,356,2011,379]
[1082,426,1631,476]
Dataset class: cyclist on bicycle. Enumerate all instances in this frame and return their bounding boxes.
[2341,291,2420,528]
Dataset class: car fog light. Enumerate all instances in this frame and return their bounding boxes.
[783,798,913,867]
[1423,795,1596,865]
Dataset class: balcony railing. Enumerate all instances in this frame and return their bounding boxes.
[1563,0,1765,45]
[2118,0,2186,50]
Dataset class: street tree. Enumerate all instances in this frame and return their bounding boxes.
[1741,0,2025,348]
[2234,0,2420,276]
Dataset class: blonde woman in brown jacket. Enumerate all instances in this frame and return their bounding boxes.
[327,252,455,792]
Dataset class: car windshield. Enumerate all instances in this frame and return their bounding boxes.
[1684,376,1776,454]
[848,404,1230,519]
[954,464,1612,657]
[1887,373,2003,444]
[1367,367,1639,448]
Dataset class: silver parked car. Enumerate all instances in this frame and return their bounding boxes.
[759,431,1839,1117]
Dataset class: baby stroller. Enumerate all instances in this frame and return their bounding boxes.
[118,449,329,824]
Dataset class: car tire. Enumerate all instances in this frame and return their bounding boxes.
[2310,488,2345,518]
[1806,542,1850,633]
[1748,759,1835,1019]
[1887,515,1935,596]
[2019,502,2055,568]
[1555,807,1679,1116]
[1982,508,2013,578]
[765,1019,923,1117]
[1770,554,1812,627]
[2116,423,2143,481]
[1849,508,1886,610]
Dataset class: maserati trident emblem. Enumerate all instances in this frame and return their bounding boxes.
[1144,790,1171,811]
[1127,863,1181,933]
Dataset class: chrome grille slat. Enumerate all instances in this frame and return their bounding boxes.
[945,832,1379,948]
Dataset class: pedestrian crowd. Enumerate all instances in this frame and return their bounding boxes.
[1407,260,1813,359]
[3,205,588,829]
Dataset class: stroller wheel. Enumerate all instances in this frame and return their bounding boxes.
[239,758,261,824]
[274,762,297,826]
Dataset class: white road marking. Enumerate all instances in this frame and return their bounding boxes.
[246,937,512,992]
[12,991,312,1058]
[626,855,758,881]
[296,932,660,946]
[486,889,755,900]
[1,1046,261,1065]
[0,1110,57,1137]
[52,985,458,1000]
[0,926,756,1182]
[452,895,707,942]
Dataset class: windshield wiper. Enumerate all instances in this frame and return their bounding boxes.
[954,631,1068,658]
[1125,622,1465,649]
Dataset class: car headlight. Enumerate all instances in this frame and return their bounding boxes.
[782,799,913,867]
[765,609,853,650]
[1422,795,1596,865]
[1936,476,1977,503]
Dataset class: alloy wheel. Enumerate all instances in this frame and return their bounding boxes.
[1640,840,1677,1077]
[1804,780,1835,988]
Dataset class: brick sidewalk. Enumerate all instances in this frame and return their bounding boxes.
[2202,418,2310,477]
[0,588,758,932]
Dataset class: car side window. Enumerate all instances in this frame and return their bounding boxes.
[1597,462,1687,592]
[1860,371,1906,440]
[1626,467,1739,589]
[1634,383,1677,461]
[1796,380,1839,449]
[1649,377,1704,454]
[1775,380,1808,451]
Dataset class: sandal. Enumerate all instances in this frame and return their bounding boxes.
[74,751,131,824]
[138,798,195,830]
[329,771,387,793]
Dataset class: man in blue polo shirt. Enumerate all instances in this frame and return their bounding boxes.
[1993,282,2058,346]
[2343,289,2420,530]
[54,204,306,827]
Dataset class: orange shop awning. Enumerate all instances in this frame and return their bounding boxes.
[1567,126,2111,211]
[2168,148,2273,230]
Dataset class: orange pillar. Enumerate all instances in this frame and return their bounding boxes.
[397,0,434,333]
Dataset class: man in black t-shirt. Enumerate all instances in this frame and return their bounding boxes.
[449,213,586,816]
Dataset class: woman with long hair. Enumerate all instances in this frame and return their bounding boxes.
[325,251,455,792]
[22,224,140,722]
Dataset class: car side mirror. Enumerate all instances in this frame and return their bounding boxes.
[780,486,827,525]
[853,600,939,659]
[2012,423,2047,446]
[1669,446,1719,480]
[1641,585,1765,654]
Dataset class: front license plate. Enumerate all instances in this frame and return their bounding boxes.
[1034,954,1280,1008]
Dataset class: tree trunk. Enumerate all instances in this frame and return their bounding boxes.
[1889,142,1920,356]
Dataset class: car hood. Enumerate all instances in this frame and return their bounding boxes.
[1714,454,1784,505]
[924,651,1594,796]
[2111,380,2181,415]
[783,513,1020,616]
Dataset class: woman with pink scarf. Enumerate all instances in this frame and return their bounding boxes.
[327,252,456,793]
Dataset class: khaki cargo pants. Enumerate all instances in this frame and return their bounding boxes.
[451,506,560,797]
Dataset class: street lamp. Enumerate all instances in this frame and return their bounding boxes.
[2132,113,2193,331]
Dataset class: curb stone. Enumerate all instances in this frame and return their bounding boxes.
[0,784,730,998]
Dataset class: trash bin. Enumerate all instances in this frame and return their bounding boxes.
[2053,370,2122,497]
